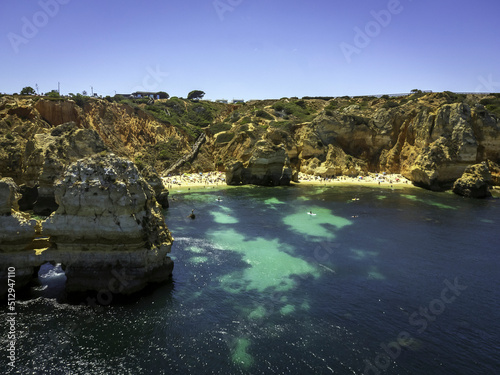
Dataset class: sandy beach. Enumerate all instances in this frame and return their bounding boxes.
[162,171,413,191]
[293,172,412,188]
[163,172,227,190]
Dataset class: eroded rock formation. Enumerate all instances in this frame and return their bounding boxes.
[301,144,368,177]
[226,141,292,186]
[23,122,108,215]
[486,160,500,186]
[35,99,82,127]
[0,178,38,295]
[139,165,170,209]
[1,93,500,193]
[195,94,500,190]
[452,163,492,198]
[398,103,484,190]
[41,154,174,294]
[0,155,174,298]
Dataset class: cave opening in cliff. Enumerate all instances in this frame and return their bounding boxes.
[35,262,67,298]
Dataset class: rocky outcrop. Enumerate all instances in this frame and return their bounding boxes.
[23,122,108,214]
[80,100,184,160]
[226,141,292,186]
[366,102,500,190]
[1,97,185,185]
[139,165,169,209]
[0,177,21,214]
[0,178,39,296]
[452,163,492,198]
[403,137,462,190]
[315,112,376,163]
[1,155,174,298]
[0,98,51,182]
[399,104,480,190]
[2,94,500,192]
[209,97,498,189]
[471,104,500,162]
[0,130,28,182]
[301,144,368,177]
[225,161,244,185]
[41,154,173,294]
[486,160,500,186]
[34,99,82,126]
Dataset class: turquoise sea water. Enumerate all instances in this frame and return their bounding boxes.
[1,185,500,374]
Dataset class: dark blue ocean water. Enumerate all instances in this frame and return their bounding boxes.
[1,185,500,374]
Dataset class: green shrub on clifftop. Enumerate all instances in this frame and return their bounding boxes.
[210,122,232,134]
[216,132,235,144]
[383,101,399,109]
[255,109,274,120]
[480,97,500,117]
[272,101,313,121]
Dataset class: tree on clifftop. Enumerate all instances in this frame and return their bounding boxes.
[156,91,170,99]
[20,86,36,95]
[188,90,205,101]
[47,90,60,98]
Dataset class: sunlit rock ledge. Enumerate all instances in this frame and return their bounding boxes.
[453,162,492,198]
[0,155,174,297]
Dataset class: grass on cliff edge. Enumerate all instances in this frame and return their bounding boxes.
[479,95,500,117]
[114,97,216,140]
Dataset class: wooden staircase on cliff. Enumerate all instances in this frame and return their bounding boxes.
[161,133,206,176]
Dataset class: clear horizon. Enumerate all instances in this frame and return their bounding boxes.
[1,0,499,100]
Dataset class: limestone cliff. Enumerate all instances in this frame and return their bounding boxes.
[452,163,492,198]
[1,97,187,188]
[0,155,174,297]
[486,160,500,186]
[226,140,292,186]
[0,178,39,295]
[35,99,82,126]
[41,154,174,294]
[196,93,500,190]
[0,96,51,181]
[23,122,108,214]
[393,103,496,190]
[139,165,170,208]
[1,92,500,192]
[34,98,184,156]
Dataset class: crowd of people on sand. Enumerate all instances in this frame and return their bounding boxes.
[163,172,226,189]
[296,172,411,186]
[162,171,410,189]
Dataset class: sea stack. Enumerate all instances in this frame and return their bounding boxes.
[41,154,174,294]
[452,162,492,198]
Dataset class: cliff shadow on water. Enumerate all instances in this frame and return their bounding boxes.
[1,183,499,374]
[159,184,500,374]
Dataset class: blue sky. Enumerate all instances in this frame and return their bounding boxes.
[1,0,499,100]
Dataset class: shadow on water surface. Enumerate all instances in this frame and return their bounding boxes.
[16,262,177,307]
[170,186,499,370]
